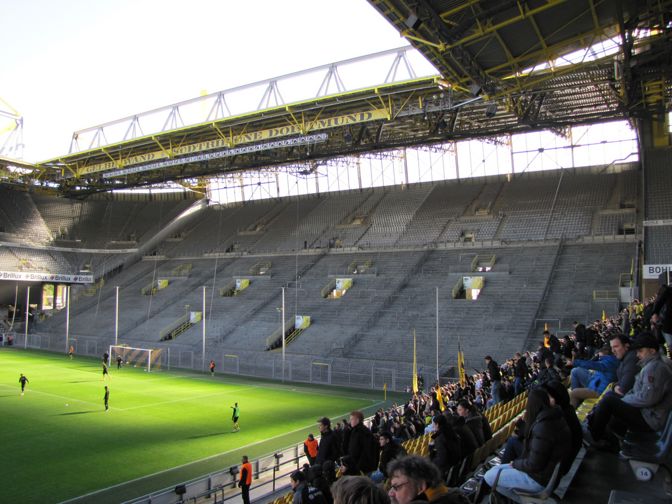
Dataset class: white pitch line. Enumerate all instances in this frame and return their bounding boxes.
[57,400,387,504]
[0,383,104,410]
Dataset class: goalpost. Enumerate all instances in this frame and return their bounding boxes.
[109,345,162,372]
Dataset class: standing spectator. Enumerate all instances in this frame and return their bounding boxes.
[345,411,377,474]
[484,356,502,405]
[304,433,318,465]
[513,352,528,396]
[650,272,672,354]
[239,455,252,504]
[483,389,570,502]
[315,417,340,466]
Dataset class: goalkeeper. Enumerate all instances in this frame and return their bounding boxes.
[231,402,240,432]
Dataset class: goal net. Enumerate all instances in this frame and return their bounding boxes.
[109,345,162,372]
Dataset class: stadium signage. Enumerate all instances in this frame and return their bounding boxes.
[0,271,94,283]
[643,264,672,280]
[643,219,672,227]
[102,133,329,178]
[78,109,388,177]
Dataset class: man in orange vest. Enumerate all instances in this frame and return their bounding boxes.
[303,433,318,465]
[239,455,252,504]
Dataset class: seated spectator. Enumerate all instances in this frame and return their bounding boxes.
[307,465,333,504]
[447,414,479,460]
[483,388,570,501]
[500,418,525,464]
[587,331,672,448]
[542,381,582,475]
[428,415,461,480]
[568,345,619,408]
[290,470,327,504]
[387,456,468,504]
[609,333,639,396]
[338,455,363,477]
[534,357,561,387]
[456,400,486,446]
[332,476,390,504]
[371,431,407,483]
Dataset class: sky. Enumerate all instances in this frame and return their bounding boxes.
[1,0,433,162]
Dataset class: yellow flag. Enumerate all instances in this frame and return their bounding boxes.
[412,330,418,394]
[602,310,607,322]
[435,385,446,411]
[457,341,466,387]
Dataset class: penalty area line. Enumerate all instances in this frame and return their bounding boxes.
[57,400,387,504]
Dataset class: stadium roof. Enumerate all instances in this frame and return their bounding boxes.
[4,0,671,197]
[367,0,671,94]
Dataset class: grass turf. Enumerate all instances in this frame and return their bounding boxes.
[0,348,398,503]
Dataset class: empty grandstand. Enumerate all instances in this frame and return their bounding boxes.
[1,0,671,503]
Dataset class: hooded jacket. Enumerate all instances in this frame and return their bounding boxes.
[511,406,571,486]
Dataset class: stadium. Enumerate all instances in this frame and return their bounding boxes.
[1,1,671,503]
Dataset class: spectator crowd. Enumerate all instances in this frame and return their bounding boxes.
[252,273,672,504]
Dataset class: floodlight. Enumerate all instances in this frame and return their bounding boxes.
[485,103,498,118]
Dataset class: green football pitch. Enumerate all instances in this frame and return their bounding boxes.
[0,348,401,503]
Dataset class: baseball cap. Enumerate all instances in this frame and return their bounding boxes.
[317,417,330,426]
[630,331,659,350]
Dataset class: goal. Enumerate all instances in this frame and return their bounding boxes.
[109,345,162,372]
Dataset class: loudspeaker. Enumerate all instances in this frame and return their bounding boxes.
[405,14,422,30]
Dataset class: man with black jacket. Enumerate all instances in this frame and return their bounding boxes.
[485,356,502,405]
[374,431,407,482]
[315,417,340,466]
[513,352,528,396]
[345,410,377,474]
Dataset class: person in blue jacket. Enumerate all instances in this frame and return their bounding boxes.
[568,344,619,408]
